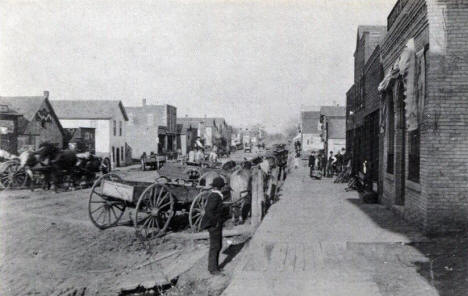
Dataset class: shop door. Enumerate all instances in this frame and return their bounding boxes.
[116,148,121,167]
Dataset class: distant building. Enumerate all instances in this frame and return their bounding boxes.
[320,106,346,156]
[126,100,177,159]
[177,123,198,156]
[178,117,229,150]
[52,100,128,168]
[0,91,64,154]
[300,111,322,152]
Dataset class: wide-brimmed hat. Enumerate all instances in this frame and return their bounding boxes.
[211,177,225,189]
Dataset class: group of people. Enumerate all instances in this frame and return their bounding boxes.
[187,140,220,166]
[307,148,347,178]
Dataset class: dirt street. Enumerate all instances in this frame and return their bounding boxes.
[0,151,259,296]
[0,167,208,296]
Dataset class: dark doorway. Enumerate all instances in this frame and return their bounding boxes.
[116,147,121,167]
[396,81,406,205]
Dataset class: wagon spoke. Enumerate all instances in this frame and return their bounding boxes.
[110,206,118,221]
[154,215,161,230]
[157,187,165,204]
[195,215,203,227]
[141,215,151,228]
[159,200,172,210]
[95,208,106,224]
[114,203,125,211]
[89,199,105,203]
[148,187,156,208]
[90,205,105,214]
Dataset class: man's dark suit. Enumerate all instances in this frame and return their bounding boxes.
[200,191,224,273]
[308,155,315,177]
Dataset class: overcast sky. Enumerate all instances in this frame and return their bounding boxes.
[0,0,394,133]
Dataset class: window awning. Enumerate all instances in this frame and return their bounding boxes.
[378,39,415,93]
[378,38,422,132]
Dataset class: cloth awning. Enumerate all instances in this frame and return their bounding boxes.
[378,67,400,92]
[378,38,423,132]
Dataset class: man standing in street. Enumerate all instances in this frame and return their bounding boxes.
[321,151,327,177]
[327,151,335,177]
[195,147,204,164]
[308,151,316,177]
[200,177,225,275]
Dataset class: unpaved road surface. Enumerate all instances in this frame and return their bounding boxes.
[0,168,207,296]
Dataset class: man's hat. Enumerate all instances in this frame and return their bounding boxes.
[211,177,225,189]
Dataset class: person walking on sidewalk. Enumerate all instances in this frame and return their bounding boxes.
[200,177,225,275]
[308,151,315,177]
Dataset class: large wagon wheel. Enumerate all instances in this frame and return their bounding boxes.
[88,173,126,229]
[189,190,210,232]
[0,161,27,189]
[134,183,175,240]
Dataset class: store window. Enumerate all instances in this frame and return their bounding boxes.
[408,129,420,182]
[387,93,395,174]
[113,120,116,136]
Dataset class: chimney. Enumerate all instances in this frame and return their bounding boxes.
[142,98,147,106]
[185,114,188,117]
[43,91,49,99]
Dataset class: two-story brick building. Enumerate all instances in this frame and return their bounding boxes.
[346,26,386,189]
[377,0,468,233]
[126,99,177,159]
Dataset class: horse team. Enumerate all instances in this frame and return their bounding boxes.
[16,142,106,191]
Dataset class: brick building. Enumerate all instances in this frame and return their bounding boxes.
[126,99,177,159]
[377,0,468,233]
[346,26,386,187]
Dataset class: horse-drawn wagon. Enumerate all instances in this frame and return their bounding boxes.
[0,143,106,191]
[140,153,166,171]
[88,159,253,242]
[0,159,27,189]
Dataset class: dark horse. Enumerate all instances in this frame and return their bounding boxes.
[37,142,78,191]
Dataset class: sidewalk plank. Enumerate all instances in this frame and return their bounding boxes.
[222,166,438,296]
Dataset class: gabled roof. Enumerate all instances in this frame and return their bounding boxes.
[0,96,46,121]
[301,111,320,134]
[51,100,128,121]
[0,95,65,135]
[320,106,346,117]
